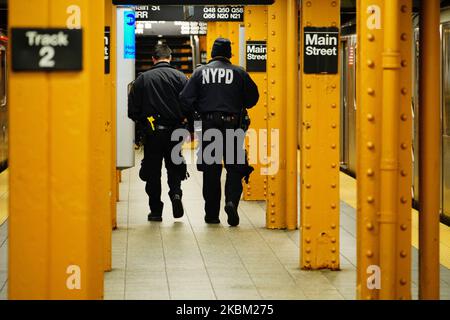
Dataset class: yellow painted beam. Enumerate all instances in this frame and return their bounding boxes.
[103,0,113,272]
[244,6,268,201]
[285,0,298,231]
[214,22,236,65]
[228,22,241,66]
[8,0,50,299]
[266,0,288,230]
[300,0,340,269]
[206,22,217,62]
[395,0,413,300]
[356,0,412,299]
[379,0,402,299]
[206,21,240,65]
[9,0,105,299]
[356,0,383,300]
[111,7,118,229]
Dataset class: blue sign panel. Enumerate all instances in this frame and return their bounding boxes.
[124,11,136,59]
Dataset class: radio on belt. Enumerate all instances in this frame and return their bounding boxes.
[303,26,339,74]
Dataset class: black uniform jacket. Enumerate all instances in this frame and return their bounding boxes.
[128,62,188,126]
[179,57,259,115]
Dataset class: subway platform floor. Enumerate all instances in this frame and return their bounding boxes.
[0,150,449,300]
[104,151,450,300]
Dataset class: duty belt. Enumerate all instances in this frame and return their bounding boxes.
[154,124,175,130]
[203,112,238,123]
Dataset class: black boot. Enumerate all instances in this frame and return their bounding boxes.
[224,202,239,227]
[205,216,221,224]
[148,203,163,222]
[171,194,184,219]
[148,213,163,222]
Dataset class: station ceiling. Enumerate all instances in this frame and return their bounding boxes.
[2,1,450,13]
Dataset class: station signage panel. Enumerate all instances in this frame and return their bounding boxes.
[105,26,111,74]
[191,6,244,22]
[11,28,83,72]
[113,0,273,5]
[135,5,185,21]
[246,41,267,72]
[135,5,244,22]
[136,21,207,36]
[303,27,339,74]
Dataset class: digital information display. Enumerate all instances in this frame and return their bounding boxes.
[135,20,207,36]
[135,5,244,22]
[113,0,273,5]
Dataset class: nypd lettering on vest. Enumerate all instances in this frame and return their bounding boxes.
[202,68,234,85]
[303,27,339,74]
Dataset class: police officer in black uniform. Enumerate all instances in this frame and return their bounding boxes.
[180,38,259,227]
[128,43,188,222]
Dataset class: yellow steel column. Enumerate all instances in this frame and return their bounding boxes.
[206,22,217,61]
[227,22,241,67]
[285,0,299,230]
[244,6,268,202]
[207,22,240,65]
[379,0,402,299]
[379,0,412,300]
[395,0,412,300]
[357,0,412,300]
[9,0,105,299]
[111,6,118,229]
[8,0,51,299]
[419,0,440,300]
[103,0,113,272]
[356,0,383,300]
[300,0,340,269]
[267,0,287,229]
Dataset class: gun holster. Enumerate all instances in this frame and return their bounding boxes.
[239,109,251,132]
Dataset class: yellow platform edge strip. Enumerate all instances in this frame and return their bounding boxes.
[340,172,450,269]
[0,169,9,226]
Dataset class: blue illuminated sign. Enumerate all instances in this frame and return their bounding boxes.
[124,11,135,59]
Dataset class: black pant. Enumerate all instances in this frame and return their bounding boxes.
[142,129,184,214]
[198,118,251,219]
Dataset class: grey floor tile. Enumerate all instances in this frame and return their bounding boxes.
[0,282,7,300]
[104,151,450,301]
[214,286,261,300]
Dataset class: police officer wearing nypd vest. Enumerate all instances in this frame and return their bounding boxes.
[128,43,189,222]
[180,38,259,227]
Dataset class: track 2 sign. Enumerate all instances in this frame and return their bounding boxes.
[11,28,83,72]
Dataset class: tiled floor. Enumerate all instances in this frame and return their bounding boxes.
[104,151,450,300]
[0,150,448,300]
